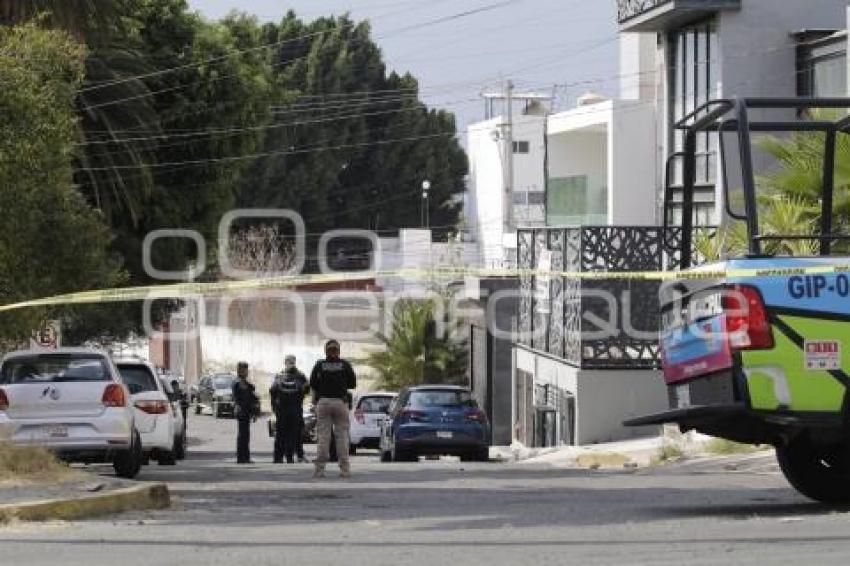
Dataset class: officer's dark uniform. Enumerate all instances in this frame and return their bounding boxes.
[270,369,307,463]
[232,374,257,464]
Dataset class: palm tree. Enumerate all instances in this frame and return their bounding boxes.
[696,196,818,261]
[367,299,468,391]
[758,112,850,236]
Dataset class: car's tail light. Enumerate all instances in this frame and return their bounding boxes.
[102,384,126,408]
[134,400,170,414]
[722,284,773,350]
[467,408,488,422]
[401,409,427,422]
[354,410,365,425]
[0,388,8,411]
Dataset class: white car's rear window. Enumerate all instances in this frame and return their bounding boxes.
[117,365,159,395]
[357,396,394,413]
[0,354,109,384]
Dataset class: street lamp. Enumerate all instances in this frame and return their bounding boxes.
[421,180,431,228]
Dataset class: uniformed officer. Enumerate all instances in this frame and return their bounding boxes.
[309,340,356,478]
[270,355,308,463]
[232,361,258,464]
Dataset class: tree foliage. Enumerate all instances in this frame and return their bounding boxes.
[0,24,125,341]
[0,3,469,343]
[240,14,468,235]
[367,299,468,391]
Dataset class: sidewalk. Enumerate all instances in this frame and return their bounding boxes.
[491,428,769,469]
[0,476,169,522]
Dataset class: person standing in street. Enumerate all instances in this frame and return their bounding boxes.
[310,339,356,478]
[233,361,258,464]
[270,355,308,463]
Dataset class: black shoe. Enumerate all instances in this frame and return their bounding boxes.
[273,459,283,464]
[286,459,295,464]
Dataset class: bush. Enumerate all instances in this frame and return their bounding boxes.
[651,442,684,466]
[0,442,77,483]
[704,438,760,455]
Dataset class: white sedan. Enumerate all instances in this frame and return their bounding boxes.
[349,392,396,454]
[114,359,180,466]
[0,348,142,478]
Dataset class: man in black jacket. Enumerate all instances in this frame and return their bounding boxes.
[270,355,308,463]
[310,339,356,478]
[232,361,258,464]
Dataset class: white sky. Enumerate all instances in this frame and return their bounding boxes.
[187,0,619,131]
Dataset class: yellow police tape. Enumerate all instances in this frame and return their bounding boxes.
[2,263,850,313]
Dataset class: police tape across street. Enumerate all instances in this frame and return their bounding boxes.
[5,264,850,312]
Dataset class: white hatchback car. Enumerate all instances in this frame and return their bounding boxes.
[114,359,180,466]
[349,392,396,454]
[0,348,142,478]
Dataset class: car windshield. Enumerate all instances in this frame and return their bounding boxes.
[357,396,394,413]
[214,376,234,389]
[408,390,475,408]
[0,354,109,384]
[117,365,159,394]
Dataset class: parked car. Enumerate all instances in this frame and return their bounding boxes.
[303,406,317,443]
[379,385,490,463]
[114,359,180,466]
[196,373,236,418]
[349,392,396,454]
[159,376,187,461]
[0,348,142,478]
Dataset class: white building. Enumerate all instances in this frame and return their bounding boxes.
[466,107,547,269]
[618,0,850,224]
[466,92,658,269]
[506,0,850,448]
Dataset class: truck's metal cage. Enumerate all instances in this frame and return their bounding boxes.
[669,97,850,269]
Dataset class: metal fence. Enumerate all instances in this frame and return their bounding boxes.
[517,226,701,369]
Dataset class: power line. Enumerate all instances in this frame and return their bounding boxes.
[78,0,524,108]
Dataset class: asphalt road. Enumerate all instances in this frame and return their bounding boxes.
[3,413,850,565]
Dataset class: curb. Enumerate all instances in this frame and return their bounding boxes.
[0,482,170,522]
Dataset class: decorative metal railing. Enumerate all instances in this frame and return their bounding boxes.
[616,0,672,23]
[517,226,707,369]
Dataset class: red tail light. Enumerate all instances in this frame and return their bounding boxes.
[134,400,170,414]
[0,388,8,411]
[354,410,365,424]
[467,408,488,422]
[722,285,773,350]
[102,384,126,408]
[401,409,427,421]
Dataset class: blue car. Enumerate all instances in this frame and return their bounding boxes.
[379,385,490,462]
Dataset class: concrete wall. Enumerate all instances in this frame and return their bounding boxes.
[619,32,658,101]
[467,115,546,267]
[718,0,847,99]
[610,100,658,225]
[575,368,667,445]
[514,346,668,446]
[467,117,507,268]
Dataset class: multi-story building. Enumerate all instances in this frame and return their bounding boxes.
[618,0,849,224]
[507,0,850,448]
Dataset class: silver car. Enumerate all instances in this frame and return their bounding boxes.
[0,348,142,478]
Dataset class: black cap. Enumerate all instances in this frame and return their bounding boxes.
[237,361,249,370]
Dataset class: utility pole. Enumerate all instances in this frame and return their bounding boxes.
[504,80,514,233]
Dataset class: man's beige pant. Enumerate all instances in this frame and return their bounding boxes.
[315,398,350,470]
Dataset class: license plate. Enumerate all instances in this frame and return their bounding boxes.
[44,426,68,438]
[436,431,453,439]
[675,384,691,409]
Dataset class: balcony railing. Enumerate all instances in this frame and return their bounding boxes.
[617,0,740,30]
[516,226,710,370]
[617,0,672,24]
